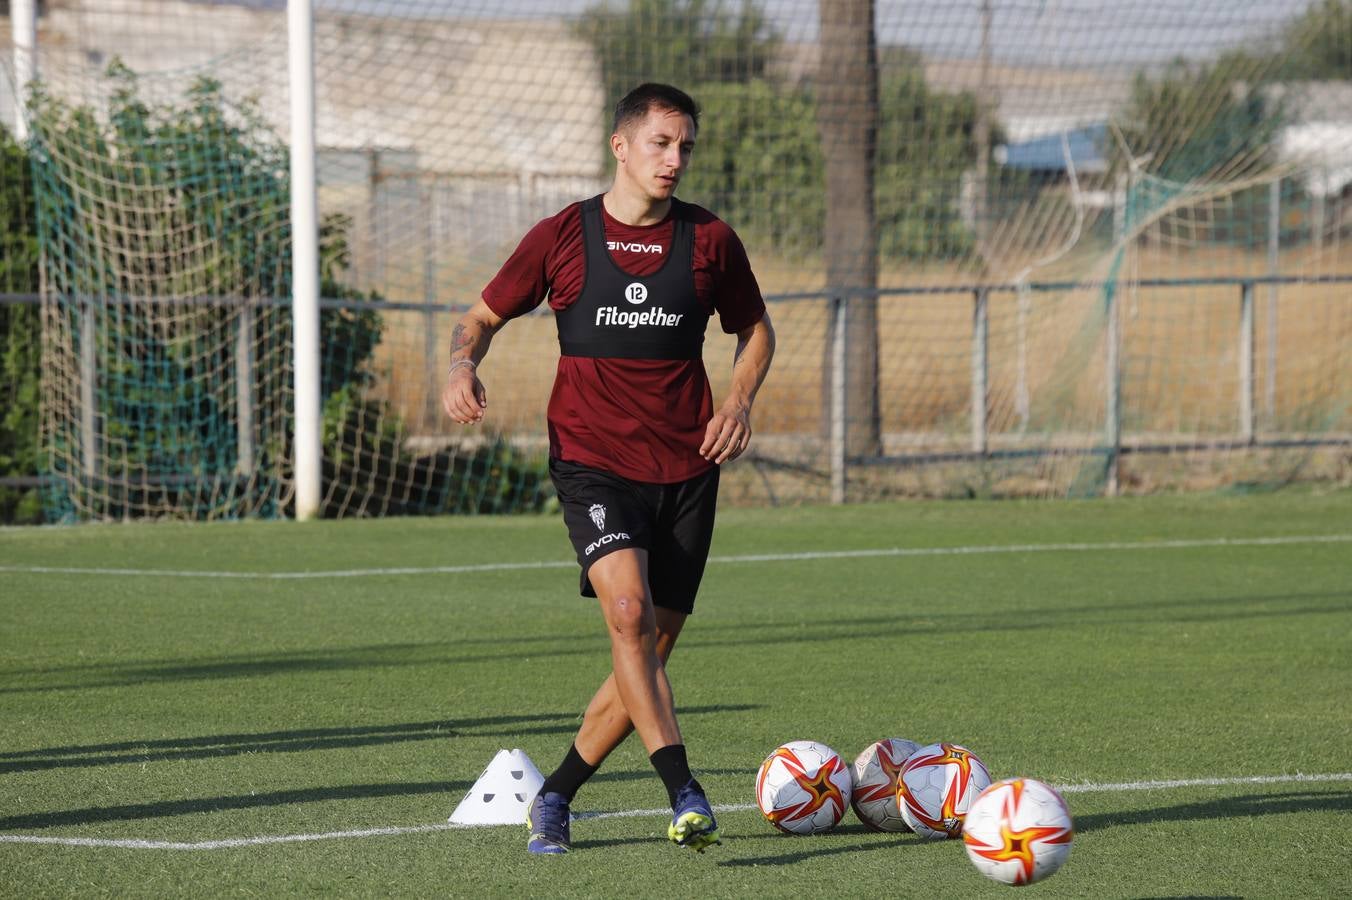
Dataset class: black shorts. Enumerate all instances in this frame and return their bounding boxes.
[549,458,720,615]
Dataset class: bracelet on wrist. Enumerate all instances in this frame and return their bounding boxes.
[448,359,477,377]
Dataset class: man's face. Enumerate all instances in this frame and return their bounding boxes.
[613,106,697,201]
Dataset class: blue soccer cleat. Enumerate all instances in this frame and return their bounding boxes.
[526,791,572,855]
[668,780,721,852]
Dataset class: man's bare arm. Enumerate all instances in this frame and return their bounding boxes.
[441,299,508,425]
[700,310,776,464]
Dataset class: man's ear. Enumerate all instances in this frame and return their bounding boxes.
[610,132,626,164]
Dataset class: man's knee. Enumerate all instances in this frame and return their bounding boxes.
[604,591,653,641]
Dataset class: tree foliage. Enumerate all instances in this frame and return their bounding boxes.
[574,0,777,117]
[679,80,824,254]
[576,0,979,260]
[683,74,977,258]
[1283,0,1352,80]
[19,62,546,519]
[1114,51,1280,184]
[875,51,979,259]
[26,63,383,519]
[0,126,43,523]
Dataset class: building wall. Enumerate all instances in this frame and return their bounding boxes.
[13,1,605,173]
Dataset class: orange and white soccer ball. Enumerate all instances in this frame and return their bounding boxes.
[850,738,920,832]
[963,778,1074,885]
[895,742,992,839]
[755,740,853,835]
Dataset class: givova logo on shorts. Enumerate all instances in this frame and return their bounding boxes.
[585,532,631,556]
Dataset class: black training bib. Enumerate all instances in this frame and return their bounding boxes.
[556,195,707,360]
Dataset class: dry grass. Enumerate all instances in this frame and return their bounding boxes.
[361,244,1350,460]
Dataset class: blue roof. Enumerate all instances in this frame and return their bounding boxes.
[999,124,1109,173]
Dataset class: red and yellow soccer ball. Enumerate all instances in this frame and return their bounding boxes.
[850,738,920,832]
[963,778,1074,886]
[895,741,993,839]
[755,740,853,835]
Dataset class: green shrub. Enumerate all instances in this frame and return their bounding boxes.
[0,126,43,524]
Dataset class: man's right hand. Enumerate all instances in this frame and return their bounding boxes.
[442,363,487,424]
[441,300,506,425]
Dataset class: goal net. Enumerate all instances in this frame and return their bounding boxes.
[3,0,1349,519]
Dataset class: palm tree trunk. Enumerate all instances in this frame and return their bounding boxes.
[817,0,881,460]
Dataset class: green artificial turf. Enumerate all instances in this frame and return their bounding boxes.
[2,491,1350,897]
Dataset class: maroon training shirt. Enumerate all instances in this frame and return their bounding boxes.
[482,198,766,483]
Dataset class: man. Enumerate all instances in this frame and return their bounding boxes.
[441,83,775,855]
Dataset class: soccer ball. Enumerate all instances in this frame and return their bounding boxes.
[895,742,992,839]
[850,738,920,832]
[963,778,1074,886]
[755,740,853,835]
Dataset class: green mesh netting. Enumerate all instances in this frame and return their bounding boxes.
[9,0,1351,519]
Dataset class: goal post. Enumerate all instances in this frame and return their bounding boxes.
[287,0,321,521]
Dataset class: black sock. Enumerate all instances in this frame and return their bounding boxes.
[650,743,698,807]
[539,744,599,803]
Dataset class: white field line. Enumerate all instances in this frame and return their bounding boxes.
[2,772,1350,852]
[3,534,1351,580]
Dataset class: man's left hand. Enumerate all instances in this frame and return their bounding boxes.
[700,402,752,464]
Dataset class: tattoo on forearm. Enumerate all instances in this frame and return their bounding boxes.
[451,323,477,357]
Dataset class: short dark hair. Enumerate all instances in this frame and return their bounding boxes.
[612,83,700,136]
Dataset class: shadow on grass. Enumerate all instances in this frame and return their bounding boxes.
[712,790,1352,867]
[569,835,667,851]
[0,630,608,683]
[0,705,758,775]
[571,822,916,858]
[0,781,461,830]
[686,589,1352,651]
[718,834,933,867]
[0,640,605,695]
[586,757,764,787]
[3,589,1346,695]
[1074,789,1352,833]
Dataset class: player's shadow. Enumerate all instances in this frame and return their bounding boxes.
[570,836,670,851]
[1074,789,1352,832]
[0,704,757,775]
[0,781,461,831]
[0,715,564,774]
[682,588,1351,650]
[717,825,939,867]
[0,636,608,695]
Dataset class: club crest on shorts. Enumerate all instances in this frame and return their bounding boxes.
[588,503,607,531]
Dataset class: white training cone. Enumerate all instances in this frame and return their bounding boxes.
[448,748,545,825]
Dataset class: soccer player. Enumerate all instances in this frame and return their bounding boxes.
[441,82,775,854]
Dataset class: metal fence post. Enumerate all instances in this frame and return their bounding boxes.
[1239,281,1255,445]
[1105,284,1121,496]
[368,148,383,290]
[1266,178,1280,424]
[972,288,989,455]
[423,187,440,427]
[80,297,97,481]
[830,294,847,505]
[236,300,255,475]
